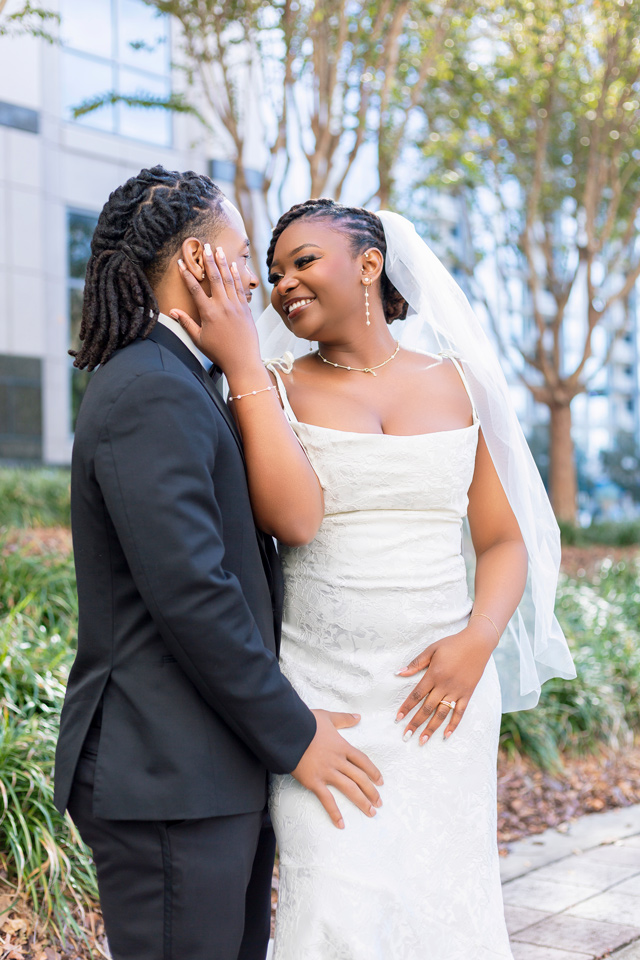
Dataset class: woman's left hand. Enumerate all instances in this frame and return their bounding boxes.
[394,622,497,743]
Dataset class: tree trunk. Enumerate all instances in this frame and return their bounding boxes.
[548,401,578,524]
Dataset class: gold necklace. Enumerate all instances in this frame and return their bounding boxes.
[317,341,400,377]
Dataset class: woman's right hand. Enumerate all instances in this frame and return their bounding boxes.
[170,244,263,380]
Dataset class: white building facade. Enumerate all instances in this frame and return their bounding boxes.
[0,0,256,465]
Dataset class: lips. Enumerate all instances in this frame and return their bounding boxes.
[284,297,316,320]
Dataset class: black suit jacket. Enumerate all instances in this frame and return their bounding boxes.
[54,324,316,820]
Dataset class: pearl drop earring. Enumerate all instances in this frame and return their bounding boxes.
[363,278,371,326]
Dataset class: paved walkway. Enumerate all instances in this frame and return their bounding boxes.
[267,803,640,959]
[502,803,640,958]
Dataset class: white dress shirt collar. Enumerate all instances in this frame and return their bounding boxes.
[156,312,211,371]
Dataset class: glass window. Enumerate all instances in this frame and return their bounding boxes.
[117,68,171,145]
[118,0,169,73]
[61,52,116,132]
[68,211,100,431]
[60,0,171,146]
[69,213,99,280]
[60,0,113,58]
[0,357,43,461]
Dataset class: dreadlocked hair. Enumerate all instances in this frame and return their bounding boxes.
[71,165,226,370]
[266,198,409,324]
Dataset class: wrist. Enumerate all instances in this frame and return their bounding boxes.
[465,617,500,652]
[225,363,272,393]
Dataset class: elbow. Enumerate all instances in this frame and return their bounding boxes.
[273,518,321,547]
[260,511,323,547]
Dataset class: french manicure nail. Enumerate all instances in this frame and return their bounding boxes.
[395,713,404,724]
[420,734,429,745]
[394,668,408,676]
[216,246,225,258]
[177,259,184,267]
[369,806,377,816]
[375,798,383,808]
[231,261,238,272]
[338,819,345,829]
[444,730,452,740]
[204,243,212,256]
[377,776,384,786]
[402,729,413,742]
[352,714,361,720]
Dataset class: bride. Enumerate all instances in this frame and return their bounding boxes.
[172,200,576,959]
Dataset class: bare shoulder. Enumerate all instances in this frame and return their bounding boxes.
[400,349,473,421]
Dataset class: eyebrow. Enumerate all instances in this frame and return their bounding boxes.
[270,243,321,268]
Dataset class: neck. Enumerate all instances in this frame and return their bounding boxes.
[155,274,201,324]
[317,325,397,370]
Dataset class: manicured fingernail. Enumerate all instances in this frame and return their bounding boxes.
[395,712,404,723]
[377,776,384,786]
[375,798,383,808]
[177,259,184,268]
[338,819,345,830]
[352,713,361,720]
[420,734,429,745]
[394,668,408,676]
[169,310,179,319]
[402,729,413,742]
[216,246,225,259]
[444,730,452,740]
[369,806,377,816]
[204,243,212,256]
[231,261,239,273]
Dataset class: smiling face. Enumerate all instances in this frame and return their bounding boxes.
[268,218,382,343]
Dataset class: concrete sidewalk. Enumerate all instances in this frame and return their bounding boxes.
[502,803,640,958]
[266,803,640,958]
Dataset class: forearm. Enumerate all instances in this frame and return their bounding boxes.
[470,538,528,646]
[226,363,324,545]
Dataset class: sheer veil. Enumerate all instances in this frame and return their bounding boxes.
[256,210,576,712]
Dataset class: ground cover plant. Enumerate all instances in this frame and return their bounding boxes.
[0,533,99,954]
[0,467,639,955]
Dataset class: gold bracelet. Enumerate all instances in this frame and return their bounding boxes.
[469,613,501,641]
[228,385,277,402]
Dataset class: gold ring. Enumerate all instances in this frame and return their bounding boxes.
[439,699,456,710]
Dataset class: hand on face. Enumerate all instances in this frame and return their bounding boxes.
[170,243,260,377]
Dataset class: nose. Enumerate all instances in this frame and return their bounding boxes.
[276,273,298,297]
[248,265,259,289]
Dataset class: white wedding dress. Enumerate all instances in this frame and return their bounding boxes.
[268,358,513,960]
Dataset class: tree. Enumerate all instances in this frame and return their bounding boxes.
[413,0,640,522]
[74,0,461,302]
[0,0,58,40]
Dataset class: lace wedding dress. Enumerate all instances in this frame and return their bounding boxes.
[267,358,513,960]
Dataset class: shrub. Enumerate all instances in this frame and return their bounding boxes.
[501,558,640,768]
[0,468,70,529]
[0,536,97,941]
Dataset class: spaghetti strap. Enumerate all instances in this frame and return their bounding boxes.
[265,355,299,424]
[439,352,479,425]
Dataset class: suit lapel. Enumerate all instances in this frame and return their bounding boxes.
[146,325,245,464]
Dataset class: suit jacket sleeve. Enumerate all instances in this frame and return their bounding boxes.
[94,369,316,774]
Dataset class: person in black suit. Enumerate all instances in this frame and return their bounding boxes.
[54,166,383,960]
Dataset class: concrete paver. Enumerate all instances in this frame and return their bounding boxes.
[502,876,602,912]
[567,890,640,926]
[501,807,640,959]
[510,945,590,959]
[505,905,554,935]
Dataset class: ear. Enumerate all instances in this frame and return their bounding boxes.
[360,247,384,286]
[180,236,206,282]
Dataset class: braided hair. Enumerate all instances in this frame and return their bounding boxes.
[71,165,225,370]
[266,198,408,324]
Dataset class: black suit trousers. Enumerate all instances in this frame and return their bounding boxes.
[69,737,275,960]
